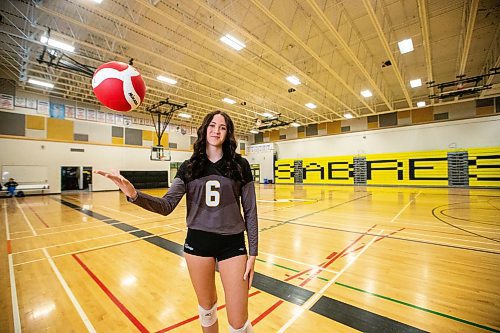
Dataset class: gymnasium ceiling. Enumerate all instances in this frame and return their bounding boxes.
[0,0,499,135]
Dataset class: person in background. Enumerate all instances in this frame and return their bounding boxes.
[4,178,19,197]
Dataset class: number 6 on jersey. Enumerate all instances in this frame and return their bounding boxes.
[205,180,220,207]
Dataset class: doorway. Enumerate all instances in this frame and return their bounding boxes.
[61,166,92,192]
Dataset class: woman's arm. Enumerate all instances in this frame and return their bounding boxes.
[94,170,185,216]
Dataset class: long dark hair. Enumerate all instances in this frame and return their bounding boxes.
[184,110,242,182]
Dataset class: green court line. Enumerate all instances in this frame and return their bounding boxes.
[257,258,499,332]
[256,258,329,281]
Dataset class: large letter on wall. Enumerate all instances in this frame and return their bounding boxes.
[469,147,500,187]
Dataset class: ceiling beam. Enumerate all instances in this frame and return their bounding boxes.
[305,0,393,112]
[192,0,355,118]
[417,0,435,104]
[361,0,413,108]
[457,0,479,77]
[250,0,376,114]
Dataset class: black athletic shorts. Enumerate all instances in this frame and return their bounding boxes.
[183,228,247,261]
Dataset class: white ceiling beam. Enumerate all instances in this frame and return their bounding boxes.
[457,0,479,76]
[250,0,376,114]
[305,0,393,112]
[94,0,323,123]
[192,0,356,119]
[32,5,286,128]
[136,0,333,121]
[361,0,413,108]
[417,0,435,104]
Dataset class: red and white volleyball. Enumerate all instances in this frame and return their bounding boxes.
[92,61,146,112]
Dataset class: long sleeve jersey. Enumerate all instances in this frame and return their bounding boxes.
[129,156,258,256]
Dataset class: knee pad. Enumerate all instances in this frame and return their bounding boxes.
[229,320,253,333]
[198,303,218,327]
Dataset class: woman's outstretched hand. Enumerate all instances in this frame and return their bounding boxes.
[94,170,138,199]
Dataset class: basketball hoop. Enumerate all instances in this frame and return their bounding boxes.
[150,146,171,161]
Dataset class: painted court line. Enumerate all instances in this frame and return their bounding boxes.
[277,229,384,332]
[98,205,146,219]
[390,190,421,223]
[73,254,149,333]
[14,198,97,333]
[11,220,186,255]
[258,251,340,275]
[12,215,181,240]
[13,228,186,266]
[4,202,21,333]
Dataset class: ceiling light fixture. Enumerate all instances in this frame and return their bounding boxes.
[157,75,177,85]
[178,112,191,118]
[286,75,301,85]
[28,78,54,88]
[398,38,414,54]
[222,97,236,104]
[40,36,75,53]
[291,122,300,127]
[305,102,317,109]
[417,101,426,107]
[262,112,274,118]
[220,34,245,51]
[250,129,259,134]
[343,113,354,119]
[361,90,372,98]
[410,79,422,88]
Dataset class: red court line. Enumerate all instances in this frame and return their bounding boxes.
[299,224,377,286]
[252,224,379,328]
[251,300,284,326]
[326,251,337,259]
[26,204,50,228]
[7,240,12,254]
[72,254,149,333]
[156,291,261,333]
[340,228,406,258]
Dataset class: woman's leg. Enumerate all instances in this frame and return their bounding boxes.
[184,253,219,333]
[218,255,253,332]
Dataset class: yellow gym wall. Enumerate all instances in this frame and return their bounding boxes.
[47,118,73,141]
[275,147,500,188]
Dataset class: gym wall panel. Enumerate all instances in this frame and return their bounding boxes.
[468,147,500,187]
[25,129,46,139]
[112,137,124,145]
[270,130,280,141]
[326,121,341,135]
[0,111,25,136]
[275,147,500,188]
[125,128,143,146]
[74,121,112,144]
[397,110,411,125]
[143,130,153,141]
[274,159,295,184]
[411,107,433,123]
[438,101,474,119]
[306,124,318,136]
[368,122,379,129]
[112,126,124,138]
[47,118,73,141]
[153,132,168,147]
[26,115,45,130]
[379,112,397,127]
[476,106,494,116]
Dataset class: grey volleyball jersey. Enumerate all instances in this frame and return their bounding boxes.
[130,156,258,256]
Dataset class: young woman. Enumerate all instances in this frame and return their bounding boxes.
[96,110,258,333]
